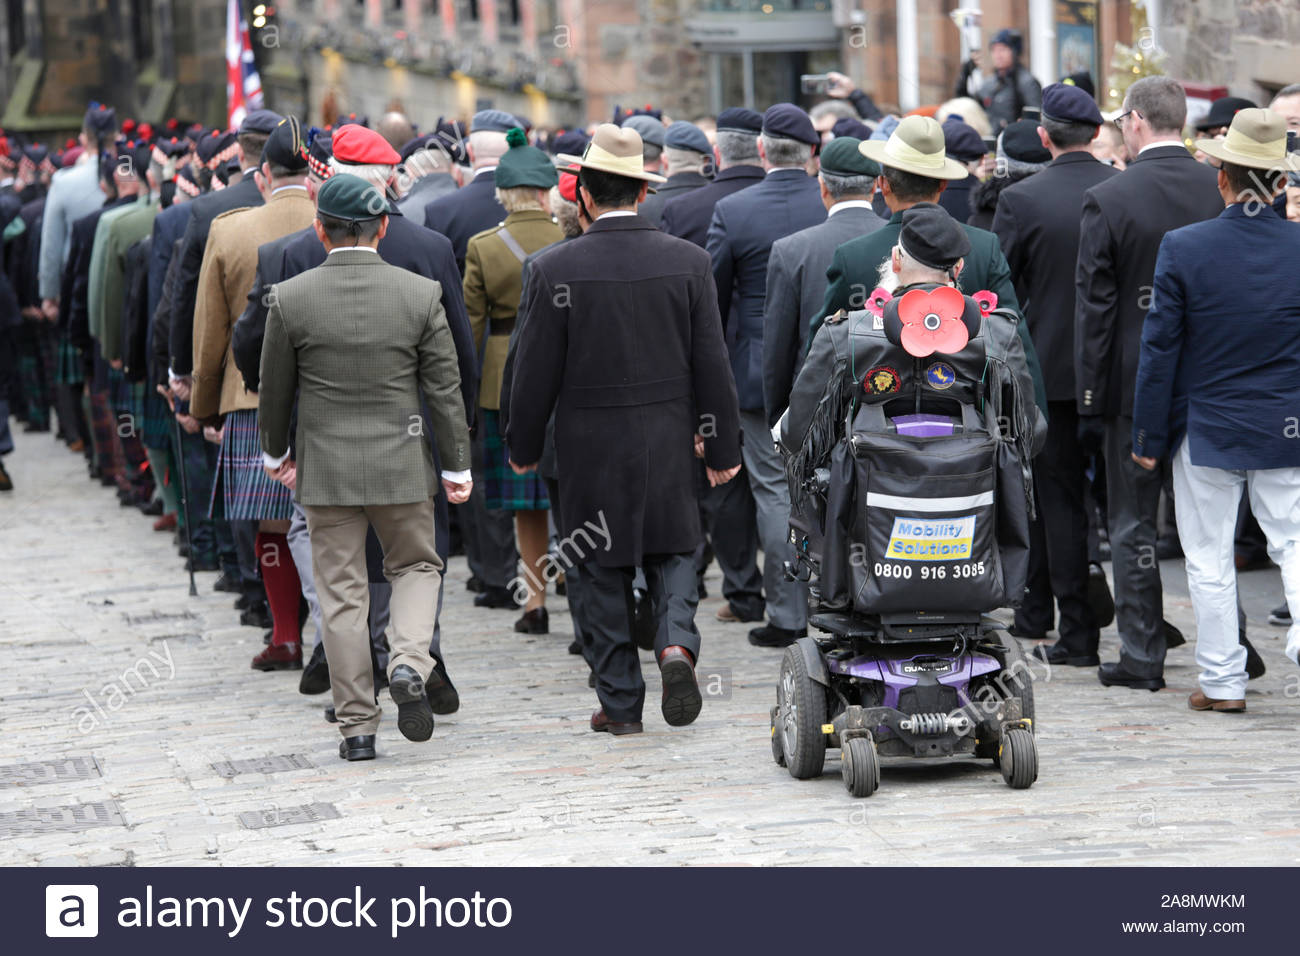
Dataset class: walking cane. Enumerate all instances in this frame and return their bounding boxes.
[164,385,198,598]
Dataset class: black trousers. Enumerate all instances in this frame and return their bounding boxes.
[1105,415,1167,678]
[1015,401,1098,654]
[582,553,701,723]
[698,467,764,618]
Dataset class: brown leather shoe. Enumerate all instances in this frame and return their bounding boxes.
[590,708,643,735]
[153,513,177,532]
[658,646,702,727]
[1188,690,1245,713]
[716,603,741,622]
[251,642,303,671]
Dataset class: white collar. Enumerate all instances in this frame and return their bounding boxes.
[766,166,806,175]
[828,199,873,216]
[473,165,498,178]
[271,184,308,196]
[597,210,637,220]
[1138,140,1184,156]
[327,245,379,255]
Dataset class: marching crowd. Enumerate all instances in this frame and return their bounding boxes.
[3,27,1299,758]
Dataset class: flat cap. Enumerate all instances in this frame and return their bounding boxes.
[471,109,518,133]
[316,172,389,222]
[942,117,988,162]
[898,202,971,271]
[762,103,818,145]
[819,136,879,177]
[332,123,401,166]
[238,108,283,135]
[1040,82,1103,126]
[664,120,711,155]
[262,116,309,172]
[715,107,763,134]
[621,114,665,148]
[999,120,1051,163]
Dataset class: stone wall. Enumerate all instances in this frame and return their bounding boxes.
[1160,0,1300,99]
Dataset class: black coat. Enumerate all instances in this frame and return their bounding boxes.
[231,212,477,422]
[506,215,742,567]
[63,197,133,353]
[992,151,1117,402]
[1075,145,1223,417]
[150,238,185,391]
[938,173,976,224]
[637,170,710,227]
[659,164,764,248]
[120,235,151,383]
[422,169,505,273]
[168,174,263,375]
[967,167,1038,231]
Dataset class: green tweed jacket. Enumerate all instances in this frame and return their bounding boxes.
[258,247,470,507]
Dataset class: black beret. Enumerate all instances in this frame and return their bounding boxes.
[715,107,763,134]
[1000,120,1051,163]
[1041,82,1103,126]
[262,116,309,172]
[1195,96,1258,132]
[942,117,988,162]
[762,103,818,145]
[898,202,971,271]
[1061,71,1095,99]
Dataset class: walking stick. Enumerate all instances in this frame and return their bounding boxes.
[168,393,198,598]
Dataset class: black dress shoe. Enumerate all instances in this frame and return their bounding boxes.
[186,556,219,573]
[234,591,254,610]
[465,574,485,593]
[1098,660,1165,691]
[339,735,376,761]
[514,607,549,634]
[1163,620,1186,649]
[389,664,435,742]
[212,571,240,593]
[587,669,596,688]
[140,498,164,516]
[474,586,519,609]
[567,638,583,656]
[425,656,460,715]
[324,705,338,723]
[1032,642,1101,667]
[1007,624,1048,641]
[298,642,331,695]
[747,624,806,648]
[1087,563,1115,628]
[1156,536,1184,561]
[1241,634,1266,680]
[240,602,273,629]
[177,542,191,558]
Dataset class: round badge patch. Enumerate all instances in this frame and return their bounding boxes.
[925,362,956,390]
[863,365,901,395]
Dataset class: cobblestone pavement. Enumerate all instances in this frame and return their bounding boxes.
[2,431,1299,867]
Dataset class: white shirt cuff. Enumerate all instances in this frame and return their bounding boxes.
[441,469,472,484]
[262,450,290,470]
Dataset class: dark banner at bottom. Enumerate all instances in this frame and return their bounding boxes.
[4,867,1280,952]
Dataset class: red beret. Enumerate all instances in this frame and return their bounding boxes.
[558,168,579,203]
[331,124,400,166]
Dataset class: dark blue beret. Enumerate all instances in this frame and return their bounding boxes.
[239,109,283,135]
[762,103,818,145]
[831,117,873,141]
[549,129,590,157]
[664,121,711,155]
[1041,82,1103,126]
[715,107,763,134]
[942,117,988,162]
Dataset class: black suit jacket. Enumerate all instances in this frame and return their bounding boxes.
[63,196,133,352]
[993,151,1117,402]
[422,169,505,273]
[638,170,711,227]
[168,174,263,374]
[507,215,741,567]
[659,164,764,248]
[1074,145,1223,417]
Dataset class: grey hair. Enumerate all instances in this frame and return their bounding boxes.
[328,158,394,188]
[761,134,813,168]
[810,100,857,123]
[877,244,950,293]
[1273,83,1300,101]
[716,130,759,166]
[663,146,709,175]
[549,186,582,238]
[820,170,874,201]
[1124,76,1188,134]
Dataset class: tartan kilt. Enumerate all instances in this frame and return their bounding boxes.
[481,408,549,511]
[55,335,84,386]
[140,388,172,450]
[209,408,293,521]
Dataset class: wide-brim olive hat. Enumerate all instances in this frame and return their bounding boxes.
[1196,107,1300,172]
[859,115,970,180]
[557,123,668,184]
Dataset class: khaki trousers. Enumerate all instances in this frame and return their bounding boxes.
[304,497,442,737]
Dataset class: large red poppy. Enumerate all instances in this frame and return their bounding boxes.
[896,286,970,357]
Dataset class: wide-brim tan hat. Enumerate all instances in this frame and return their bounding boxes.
[859,115,971,181]
[1196,107,1300,172]
[557,122,668,184]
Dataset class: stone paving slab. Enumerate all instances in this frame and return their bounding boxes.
[1,430,1299,866]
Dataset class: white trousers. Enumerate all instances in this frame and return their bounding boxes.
[1173,438,1300,699]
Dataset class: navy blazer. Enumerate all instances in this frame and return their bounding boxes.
[660,164,764,248]
[1133,204,1300,470]
[147,202,191,334]
[422,169,505,273]
[707,167,826,410]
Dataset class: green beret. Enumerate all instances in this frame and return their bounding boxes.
[495,127,559,190]
[819,136,881,178]
[316,172,388,222]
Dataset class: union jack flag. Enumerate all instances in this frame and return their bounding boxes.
[226,0,264,130]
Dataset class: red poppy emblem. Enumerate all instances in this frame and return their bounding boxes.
[864,287,894,317]
[896,286,970,357]
[972,290,998,317]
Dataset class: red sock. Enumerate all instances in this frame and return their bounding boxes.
[257,532,302,647]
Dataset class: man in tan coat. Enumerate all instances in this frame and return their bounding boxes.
[259,174,472,761]
[191,117,319,669]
